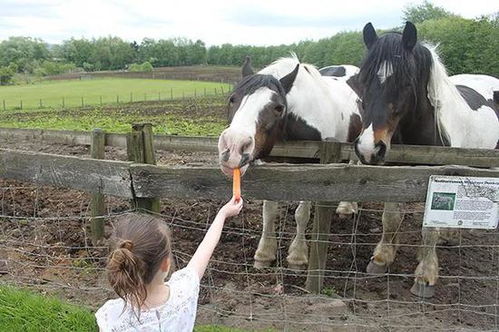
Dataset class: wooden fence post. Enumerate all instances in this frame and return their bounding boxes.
[127,123,160,213]
[90,128,106,244]
[305,139,341,293]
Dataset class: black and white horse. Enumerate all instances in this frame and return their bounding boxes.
[352,22,499,297]
[319,65,359,79]
[218,55,361,269]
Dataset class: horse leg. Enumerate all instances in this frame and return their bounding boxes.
[254,200,279,269]
[367,202,404,274]
[287,201,311,270]
[411,227,440,298]
[336,161,358,218]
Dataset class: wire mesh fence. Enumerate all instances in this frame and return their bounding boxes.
[1,180,498,331]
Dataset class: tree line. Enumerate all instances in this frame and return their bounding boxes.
[0,2,497,85]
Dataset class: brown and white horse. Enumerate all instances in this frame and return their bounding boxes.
[218,55,361,269]
[353,22,499,297]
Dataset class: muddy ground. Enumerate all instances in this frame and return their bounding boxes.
[1,136,498,331]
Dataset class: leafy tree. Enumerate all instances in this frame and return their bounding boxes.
[34,60,76,76]
[417,15,499,75]
[59,38,94,68]
[0,63,18,85]
[0,37,49,73]
[403,1,455,24]
[129,61,153,72]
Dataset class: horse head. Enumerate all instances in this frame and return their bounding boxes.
[218,57,299,176]
[354,21,430,164]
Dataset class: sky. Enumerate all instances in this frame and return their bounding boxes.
[0,0,497,46]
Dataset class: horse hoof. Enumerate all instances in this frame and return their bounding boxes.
[366,259,387,274]
[410,282,435,298]
[253,260,273,269]
[288,263,307,271]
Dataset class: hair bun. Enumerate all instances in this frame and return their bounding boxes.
[120,240,134,251]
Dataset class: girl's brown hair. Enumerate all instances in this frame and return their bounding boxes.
[107,213,172,315]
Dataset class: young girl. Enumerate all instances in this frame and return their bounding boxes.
[95,197,243,331]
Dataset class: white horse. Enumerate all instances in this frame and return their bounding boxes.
[353,22,499,297]
[218,55,361,269]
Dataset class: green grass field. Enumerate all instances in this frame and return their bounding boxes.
[0,285,271,332]
[0,109,226,136]
[0,97,228,136]
[0,78,231,111]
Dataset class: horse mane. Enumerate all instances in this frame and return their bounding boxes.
[425,44,465,111]
[360,32,433,98]
[233,74,285,98]
[260,53,324,82]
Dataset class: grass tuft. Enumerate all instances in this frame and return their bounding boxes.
[0,285,98,332]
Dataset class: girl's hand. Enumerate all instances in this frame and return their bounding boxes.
[220,197,243,218]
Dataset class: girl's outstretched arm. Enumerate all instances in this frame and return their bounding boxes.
[187,197,243,279]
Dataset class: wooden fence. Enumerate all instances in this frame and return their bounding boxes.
[1,126,498,293]
[1,127,498,167]
[1,147,498,203]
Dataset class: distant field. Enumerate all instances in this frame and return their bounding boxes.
[47,65,242,83]
[0,96,228,136]
[0,78,231,111]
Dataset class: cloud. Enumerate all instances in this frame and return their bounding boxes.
[228,8,402,29]
[0,0,59,18]
[0,0,497,45]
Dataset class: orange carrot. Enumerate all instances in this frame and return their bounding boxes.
[233,168,241,202]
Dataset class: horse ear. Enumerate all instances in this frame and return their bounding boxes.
[280,64,299,94]
[402,21,417,51]
[363,22,378,49]
[242,55,254,77]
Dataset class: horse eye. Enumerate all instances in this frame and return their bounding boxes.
[229,96,235,104]
[274,105,284,113]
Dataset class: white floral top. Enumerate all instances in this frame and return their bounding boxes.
[95,267,200,332]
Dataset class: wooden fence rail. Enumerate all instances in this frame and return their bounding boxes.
[1,127,498,167]
[1,148,498,203]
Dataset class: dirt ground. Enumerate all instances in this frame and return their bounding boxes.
[1,137,498,331]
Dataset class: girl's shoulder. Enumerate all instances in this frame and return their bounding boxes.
[95,298,126,330]
[168,266,199,287]
[166,266,200,305]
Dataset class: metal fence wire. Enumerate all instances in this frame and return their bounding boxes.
[0,182,498,331]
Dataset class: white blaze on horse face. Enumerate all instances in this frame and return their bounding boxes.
[377,61,393,84]
[356,124,376,162]
[230,87,274,137]
[219,87,273,175]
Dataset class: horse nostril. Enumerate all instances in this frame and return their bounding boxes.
[221,149,230,162]
[374,141,387,162]
[239,153,251,167]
